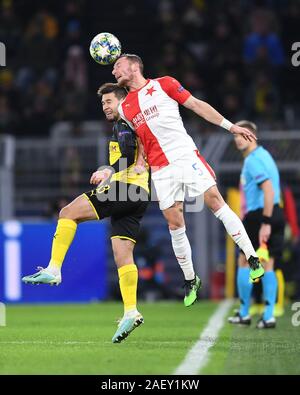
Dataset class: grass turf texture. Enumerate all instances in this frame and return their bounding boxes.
[0,302,216,375]
[1,302,299,375]
[202,303,300,375]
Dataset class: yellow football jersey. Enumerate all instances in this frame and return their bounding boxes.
[109,120,149,194]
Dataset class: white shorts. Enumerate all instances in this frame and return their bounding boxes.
[151,150,216,211]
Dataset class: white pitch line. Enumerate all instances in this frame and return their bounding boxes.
[174,299,234,375]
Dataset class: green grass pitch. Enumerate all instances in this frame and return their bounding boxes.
[1,302,300,375]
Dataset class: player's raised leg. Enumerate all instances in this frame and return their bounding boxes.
[22,194,97,285]
[163,202,201,307]
[204,185,264,281]
[111,238,144,343]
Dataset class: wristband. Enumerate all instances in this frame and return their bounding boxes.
[262,216,272,225]
[220,118,233,131]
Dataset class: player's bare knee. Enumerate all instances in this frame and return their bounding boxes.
[167,214,185,230]
[113,250,132,267]
[205,187,225,213]
[112,244,120,262]
[169,222,184,231]
[59,205,73,220]
[59,204,80,222]
[164,204,185,230]
[112,250,122,266]
[208,196,224,213]
[112,239,134,267]
[115,257,132,267]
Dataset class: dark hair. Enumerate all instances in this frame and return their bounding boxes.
[119,53,144,73]
[236,120,257,134]
[97,82,127,100]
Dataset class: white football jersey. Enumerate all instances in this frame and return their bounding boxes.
[118,76,198,169]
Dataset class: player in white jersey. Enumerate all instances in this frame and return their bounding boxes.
[112,54,264,306]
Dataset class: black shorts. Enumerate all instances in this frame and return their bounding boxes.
[84,181,149,243]
[242,204,285,267]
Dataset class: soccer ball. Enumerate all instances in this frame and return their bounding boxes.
[89,32,122,65]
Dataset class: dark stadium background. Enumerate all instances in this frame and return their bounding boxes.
[0,0,300,304]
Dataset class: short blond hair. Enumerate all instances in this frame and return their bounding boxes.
[119,53,144,74]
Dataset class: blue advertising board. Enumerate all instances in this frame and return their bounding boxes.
[0,221,107,303]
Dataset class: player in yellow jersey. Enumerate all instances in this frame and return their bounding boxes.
[22,83,150,343]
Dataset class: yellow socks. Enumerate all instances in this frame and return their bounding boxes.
[48,218,77,271]
[275,268,285,317]
[118,264,138,313]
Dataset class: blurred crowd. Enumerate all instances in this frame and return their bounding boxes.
[0,0,299,138]
[153,0,300,133]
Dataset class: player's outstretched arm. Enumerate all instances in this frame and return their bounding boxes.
[183,95,257,142]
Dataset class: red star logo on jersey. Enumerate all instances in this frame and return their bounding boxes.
[146,86,156,96]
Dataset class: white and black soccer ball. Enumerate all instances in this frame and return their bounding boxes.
[89,32,121,65]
